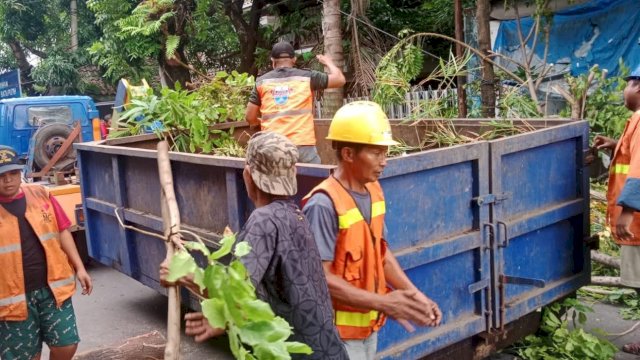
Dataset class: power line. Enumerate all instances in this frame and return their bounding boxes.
[315,0,442,61]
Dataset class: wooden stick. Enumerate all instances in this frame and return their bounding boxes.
[158,141,181,360]
[591,251,621,269]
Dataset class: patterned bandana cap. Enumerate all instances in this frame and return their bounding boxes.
[0,147,24,175]
[246,131,299,196]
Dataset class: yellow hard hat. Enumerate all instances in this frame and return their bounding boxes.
[326,101,399,146]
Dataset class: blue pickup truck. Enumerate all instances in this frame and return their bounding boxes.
[0,96,101,170]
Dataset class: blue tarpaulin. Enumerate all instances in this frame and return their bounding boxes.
[493,0,640,76]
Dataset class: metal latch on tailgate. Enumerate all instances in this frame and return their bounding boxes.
[474,192,511,206]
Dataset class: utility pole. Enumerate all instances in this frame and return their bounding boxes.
[454,0,467,118]
[70,0,78,51]
[476,0,496,117]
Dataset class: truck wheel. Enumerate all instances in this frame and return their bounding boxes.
[33,123,77,171]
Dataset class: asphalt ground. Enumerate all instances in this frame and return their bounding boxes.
[39,262,640,359]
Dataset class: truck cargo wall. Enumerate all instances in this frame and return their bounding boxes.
[75,118,590,359]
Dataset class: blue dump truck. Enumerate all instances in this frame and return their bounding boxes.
[75,118,591,359]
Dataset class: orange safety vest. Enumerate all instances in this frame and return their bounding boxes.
[0,185,76,321]
[302,176,388,339]
[608,110,640,245]
[257,73,316,146]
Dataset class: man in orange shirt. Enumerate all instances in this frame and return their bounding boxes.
[245,42,345,164]
[594,66,640,355]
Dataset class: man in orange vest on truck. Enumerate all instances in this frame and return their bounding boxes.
[0,146,92,360]
[302,101,442,359]
[245,42,346,164]
[594,66,640,355]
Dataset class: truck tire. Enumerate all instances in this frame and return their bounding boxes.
[33,123,77,171]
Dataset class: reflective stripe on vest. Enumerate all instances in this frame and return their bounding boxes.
[0,294,26,307]
[335,310,379,327]
[613,164,630,174]
[258,76,312,85]
[338,201,386,229]
[261,108,312,121]
[50,275,76,290]
[0,243,20,254]
[39,232,58,242]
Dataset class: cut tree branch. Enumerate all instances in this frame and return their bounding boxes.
[591,251,621,269]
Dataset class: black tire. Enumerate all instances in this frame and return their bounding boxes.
[33,123,77,171]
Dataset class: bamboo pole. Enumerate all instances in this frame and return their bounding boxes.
[158,141,181,360]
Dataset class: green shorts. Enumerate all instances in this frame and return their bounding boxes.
[0,287,79,360]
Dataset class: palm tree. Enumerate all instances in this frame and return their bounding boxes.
[321,0,345,117]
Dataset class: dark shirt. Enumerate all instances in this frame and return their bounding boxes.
[0,191,71,292]
[248,67,329,106]
[2,196,47,292]
[239,199,348,360]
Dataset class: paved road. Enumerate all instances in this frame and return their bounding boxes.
[44,261,233,359]
[45,261,640,359]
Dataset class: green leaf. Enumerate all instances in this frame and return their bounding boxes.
[243,299,275,322]
[209,232,236,260]
[230,260,248,281]
[234,241,252,258]
[201,298,227,329]
[252,342,292,360]
[165,34,180,59]
[285,342,313,355]
[192,267,206,293]
[578,312,587,325]
[183,241,211,257]
[167,250,197,282]
[237,318,291,346]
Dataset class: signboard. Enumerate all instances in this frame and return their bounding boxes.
[0,69,21,100]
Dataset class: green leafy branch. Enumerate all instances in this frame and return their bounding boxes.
[111,71,253,156]
[167,229,312,360]
[508,298,616,360]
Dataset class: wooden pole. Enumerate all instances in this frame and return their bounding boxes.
[157,141,181,360]
[454,0,467,118]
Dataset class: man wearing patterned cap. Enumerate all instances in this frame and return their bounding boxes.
[162,132,348,359]
[245,41,346,164]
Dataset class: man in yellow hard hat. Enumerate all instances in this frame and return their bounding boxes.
[301,101,441,359]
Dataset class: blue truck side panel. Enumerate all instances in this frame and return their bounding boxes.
[0,96,99,157]
[75,119,590,359]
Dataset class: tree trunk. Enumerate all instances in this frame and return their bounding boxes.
[321,0,344,118]
[70,0,78,51]
[454,0,467,118]
[159,49,192,89]
[476,0,496,117]
[7,40,33,95]
[223,0,262,76]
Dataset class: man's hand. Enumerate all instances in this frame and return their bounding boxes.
[615,207,635,242]
[593,135,618,151]
[185,312,225,343]
[413,291,442,326]
[379,289,440,327]
[77,269,92,295]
